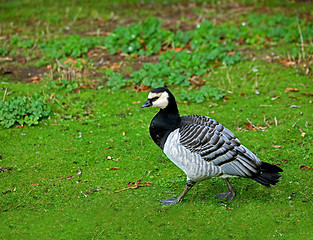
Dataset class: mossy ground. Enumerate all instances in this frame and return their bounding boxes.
[1,1,313,239]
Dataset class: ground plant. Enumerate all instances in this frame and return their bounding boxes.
[0,0,312,239]
[0,95,50,128]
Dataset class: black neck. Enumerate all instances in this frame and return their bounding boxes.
[149,98,180,149]
[161,91,179,116]
[160,104,179,116]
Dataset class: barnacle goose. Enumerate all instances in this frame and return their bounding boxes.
[142,87,283,205]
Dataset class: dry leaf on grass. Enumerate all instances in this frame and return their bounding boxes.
[227,51,236,56]
[285,88,299,92]
[58,176,74,179]
[27,76,41,83]
[271,145,282,148]
[108,62,121,70]
[300,165,313,170]
[106,167,119,170]
[244,122,257,131]
[280,60,296,67]
[63,57,85,64]
[135,84,149,92]
[114,179,151,193]
[301,93,313,97]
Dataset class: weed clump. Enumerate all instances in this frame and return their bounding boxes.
[0,95,51,128]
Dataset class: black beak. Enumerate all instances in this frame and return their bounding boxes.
[141,99,152,108]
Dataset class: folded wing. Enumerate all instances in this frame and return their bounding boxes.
[179,115,262,178]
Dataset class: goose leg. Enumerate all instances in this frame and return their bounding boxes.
[160,180,195,205]
[216,178,236,201]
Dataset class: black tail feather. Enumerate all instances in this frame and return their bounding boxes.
[252,162,283,187]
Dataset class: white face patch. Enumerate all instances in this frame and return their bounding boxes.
[148,91,169,109]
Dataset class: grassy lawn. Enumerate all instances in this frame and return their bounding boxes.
[1,0,313,239]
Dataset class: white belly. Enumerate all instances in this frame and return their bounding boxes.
[163,129,222,182]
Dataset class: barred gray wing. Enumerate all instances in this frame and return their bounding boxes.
[179,115,261,177]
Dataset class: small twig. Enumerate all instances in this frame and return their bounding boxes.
[147,169,156,176]
[292,119,300,128]
[274,116,278,126]
[246,118,257,130]
[31,38,38,51]
[46,23,50,36]
[114,180,151,193]
[2,88,7,102]
[226,69,233,91]
[297,21,305,62]
[55,58,64,69]
[69,7,82,26]
[0,57,13,61]
[263,116,271,128]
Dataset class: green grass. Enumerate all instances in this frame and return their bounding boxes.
[1,0,313,239]
[1,62,313,238]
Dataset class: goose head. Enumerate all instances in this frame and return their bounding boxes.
[142,87,179,115]
[141,87,171,109]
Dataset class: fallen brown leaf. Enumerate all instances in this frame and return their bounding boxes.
[173,47,184,52]
[63,57,85,64]
[106,167,119,170]
[271,145,282,148]
[107,62,121,70]
[244,122,257,131]
[58,176,74,179]
[227,51,236,56]
[135,84,149,92]
[114,179,151,193]
[285,88,299,92]
[79,83,95,88]
[300,165,313,170]
[289,96,300,100]
[302,93,313,97]
[281,159,289,163]
[27,76,41,83]
[188,75,204,86]
[120,53,130,57]
[280,59,296,67]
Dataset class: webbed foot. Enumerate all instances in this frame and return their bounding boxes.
[159,179,196,205]
[159,197,180,205]
[216,178,236,201]
[216,191,235,201]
